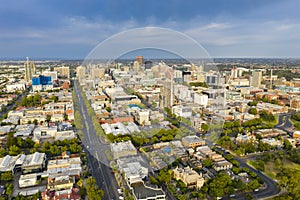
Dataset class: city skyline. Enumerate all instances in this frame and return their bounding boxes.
[0,0,300,59]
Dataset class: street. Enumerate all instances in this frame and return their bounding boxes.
[74,80,119,200]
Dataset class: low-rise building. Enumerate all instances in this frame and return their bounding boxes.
[117,155,148,186]
[48,175,74,191]
[173,166,204,190]
[18,152,46,174]
[213,160,233,171]
[19,173,38,188]
[110,141,137,159]
[132,183,166,200]
[136,109,151,125]
[182,135,205,148]
[261,138,282,147]
[0,155,19,173]
[47,157,82,179]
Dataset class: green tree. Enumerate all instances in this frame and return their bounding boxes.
[69,143,82,153]
[202,158,213,168]
[6,132,16,147]
[248,108,258,115]
[0,148,6,157]
[5,183,13,196]
[86,177,104,200]
[1,171,13,181]
[248,101,258,106]
[49,145,60,156]
[149,176,159,185]
[201,123,209,132]
[283,139,292,150]
[8,145,20,156]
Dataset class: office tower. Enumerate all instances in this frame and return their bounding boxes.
[90,68,105,79]
[205,74,218,85]
[76,66,86,80]
[135,55,143,66]
[231,66,238,79]
[24,57,36,82]
[159,80,174,109]
[144,60,153,70]
[251,70,262,88]
[54,66,70,78]
[32,75,53,91]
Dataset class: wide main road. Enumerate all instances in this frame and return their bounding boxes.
[74,80,119,200]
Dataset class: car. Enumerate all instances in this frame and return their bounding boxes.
[111,171,115,174]
[229,194,236,198]
[117,189,122,194]
[254,189,259,192]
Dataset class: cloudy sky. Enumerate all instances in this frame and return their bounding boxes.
[1,0,300,59]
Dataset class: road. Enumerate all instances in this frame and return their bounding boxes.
[275,113,294,135]
[74,80,119,200]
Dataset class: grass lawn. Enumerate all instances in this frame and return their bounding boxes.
[290,118,300,130]
[249,158,300,179]
[262,115,278,127]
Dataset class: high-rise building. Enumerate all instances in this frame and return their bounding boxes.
[133,61,140,71]
[144,60,153,70]
[54,66,70,78]
[159,80,174,109]
[231,66,238,79]
[251,70,262,88]
[32,75,53,92]
[76,66,86,82]
[24,57,36,82]
[135,56,143,66]
[205,74,218,85]
[42,71,58,81]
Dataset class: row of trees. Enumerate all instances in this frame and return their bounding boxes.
[107,127,191,147]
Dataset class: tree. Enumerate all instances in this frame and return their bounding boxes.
[77,178,84,187]
[8,145,20,156]
[202,158,213,168]
[1,171,13,181]
[248,108,258,115]
[248,101,258,106]
[201,123,209,132]
[283,139,292,150]
[49,145,60,156]
[6,132,16,147]
[69,143,82,153]
[247,179,260,190]
[0,148,6,157]
[260,110,275,122]
[149,176,159,185]
[5,183,13,196]
[33,94,42,106]
[86,177,104,200]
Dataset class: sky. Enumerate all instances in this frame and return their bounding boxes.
[1,0,300,59]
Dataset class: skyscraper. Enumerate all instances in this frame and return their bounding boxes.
[24,57,36,82]
[251,70,262,88]
[136,55,143,66]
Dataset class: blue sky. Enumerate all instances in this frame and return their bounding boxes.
[1,0,300,59]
